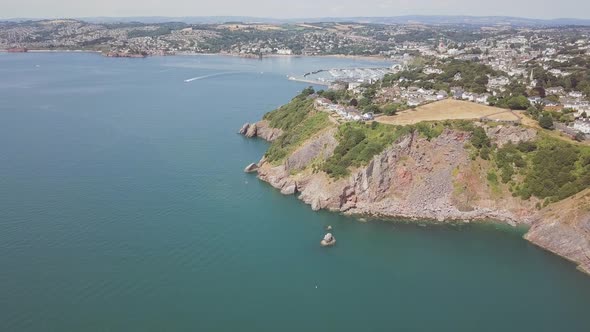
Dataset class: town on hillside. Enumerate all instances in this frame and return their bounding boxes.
[2,19,590,138]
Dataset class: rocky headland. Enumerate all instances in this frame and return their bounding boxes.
[238,120,283,141]
[240,98,590,275]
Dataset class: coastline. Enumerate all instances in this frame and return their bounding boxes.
[327,205,531,232]
[1,48,396,62]
[0,49,101,54]
[287,76,330,86]
[240,118,590,276]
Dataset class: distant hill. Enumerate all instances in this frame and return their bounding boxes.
[3,15,590,27]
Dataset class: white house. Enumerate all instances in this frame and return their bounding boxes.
[407,98,422,107]
[436,90,448,100]
[362,113,374,121]
[476,94,491,105]
[276,49,293,55]
[348,82,362,91]
[462,92,474,101]
[487,76,510,89]
[423,67,443,75]
[548,69,570,77]
[546,87,565,95]
[573,119,590,134]
[315,98,331,107]
[528,96,542,104]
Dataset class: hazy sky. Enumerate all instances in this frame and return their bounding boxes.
[2,0,589,19]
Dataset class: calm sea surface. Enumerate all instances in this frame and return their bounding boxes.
[1,53,590,331]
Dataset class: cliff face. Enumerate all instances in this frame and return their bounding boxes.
[241,121,590,275]
[525,190,590,274]
[254,127,536,223]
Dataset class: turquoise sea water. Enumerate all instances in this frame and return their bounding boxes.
[1,53,590,331]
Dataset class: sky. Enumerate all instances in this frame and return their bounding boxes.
[2,0,589,20]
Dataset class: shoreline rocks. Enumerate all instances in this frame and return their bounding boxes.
[238,120,283,141]
[244,163,259,173]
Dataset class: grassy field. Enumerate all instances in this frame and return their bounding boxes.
[377,99,521,125]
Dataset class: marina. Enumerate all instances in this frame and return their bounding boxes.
[288,65,400,86]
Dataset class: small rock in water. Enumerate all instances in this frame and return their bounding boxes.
[325,225,332,231]
[320,233,336,247]
[358,218,367,223]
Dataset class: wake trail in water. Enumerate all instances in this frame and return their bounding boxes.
[184,71,243,83]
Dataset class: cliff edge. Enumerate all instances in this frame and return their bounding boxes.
[240,95,590,275]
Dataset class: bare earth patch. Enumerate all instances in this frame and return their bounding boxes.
[377,99,520,125]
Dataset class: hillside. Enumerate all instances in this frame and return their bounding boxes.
[240,93,590,275]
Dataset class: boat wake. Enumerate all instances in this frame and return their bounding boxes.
[184,71,242,83]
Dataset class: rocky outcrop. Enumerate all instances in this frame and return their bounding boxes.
[321,233,336,247]
[485,125,537,147]
[238,120,283,141]
[257,128,537,223]
[525,190,590,274]
[245,121,590,276]
[285,128,338,172]
[258,130,534,223]
[244,163,259,173]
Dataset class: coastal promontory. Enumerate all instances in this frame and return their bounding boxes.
[240,88,590,275]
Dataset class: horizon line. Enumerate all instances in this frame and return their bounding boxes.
[2,14,590,22]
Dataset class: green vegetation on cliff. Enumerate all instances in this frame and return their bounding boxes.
[513,138,590,202]
[468,130,590,204]
[321,120,477,178]
[262,92,590,205]
[322,122,411,178]
[264,92,332,164]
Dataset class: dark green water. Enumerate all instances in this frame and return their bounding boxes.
[1,53,590,331]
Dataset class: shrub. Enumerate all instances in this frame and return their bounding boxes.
[487,171,498,185]
[470,127,491,149]
[539,114,554,129]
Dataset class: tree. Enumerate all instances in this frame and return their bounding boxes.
[363,104,381,113]
[539,114,554,129]
[507,95,530,110]
[527,106,540,120]
[532,87,546,98]
[321,90,337,102]
[301,86,315,96]
[470,127,491,149]
[546,94,560,103]
[381,103,398,115]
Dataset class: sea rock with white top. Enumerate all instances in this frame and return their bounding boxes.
[320,233,336,247]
